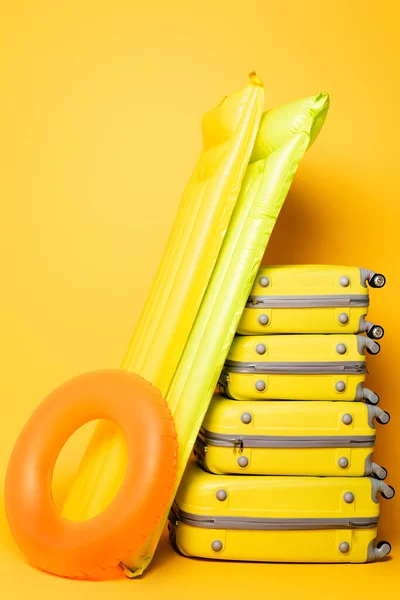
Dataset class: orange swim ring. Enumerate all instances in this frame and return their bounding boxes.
[5,369,177,579]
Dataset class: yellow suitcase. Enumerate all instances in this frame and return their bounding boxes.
[195,394,390,477]
[219,334,380,402]
[169,462,395,563]
[237,265,385,337]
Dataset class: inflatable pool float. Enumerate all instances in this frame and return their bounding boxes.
[5,74,329,579]
[124,90,330,575]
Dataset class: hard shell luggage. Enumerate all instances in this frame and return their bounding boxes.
[195,394,390,477]
[237,265,385,337]
[219,334,380,402]
[169,462,395,563]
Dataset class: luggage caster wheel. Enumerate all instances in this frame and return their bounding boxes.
[368,325,385,340]
[364,390,380,405]
[377,540,392,554]
[366,341,380,355]
[377,411,390,425]
[369,273,386,288]
[374,467,388,481]
[382,485,395,500]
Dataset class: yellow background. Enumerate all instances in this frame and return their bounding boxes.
[1,0,399,597]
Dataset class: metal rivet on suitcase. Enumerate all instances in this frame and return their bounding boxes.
[241,412,253,424]
[342,413,353,425]
[259,276,270,287]
[336,343,347,355]
[255,380,266,392]
[344,492,354,503]
[258,314,269,326]
[211,541,223,552]
[338,457,349,468]
[336,381,346,392]
[216,489,228,501]
[339,542,350,553]
[338,313,349,324]
[256,343,267,355]
[340,276,350,287]
[237,456,249,468]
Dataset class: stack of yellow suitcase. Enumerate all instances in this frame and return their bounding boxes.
[169,265,395,563]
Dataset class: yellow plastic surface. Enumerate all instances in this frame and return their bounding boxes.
[62,75,264,522]
[204,394,375,437]
[176,462,380,521]
[123,93,329,575]
[122,74,264,394]
[222,333,367,401]
[227,332,366,363]
[201,446,373,477]
[173,524,378,563]
[171,462,380,563]
[199,395,376,476]
[250,265,370,295]
[239,306,368,335]
[238,265,370,334]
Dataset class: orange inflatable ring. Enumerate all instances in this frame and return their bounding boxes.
[5,369,177,580]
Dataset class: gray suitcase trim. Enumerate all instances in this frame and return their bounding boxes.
[198,428,375,449]
[247,294,369,309]
[223,360,367,375]
[169,504,379,531]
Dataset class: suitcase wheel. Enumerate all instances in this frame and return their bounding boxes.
[366,340,380,355]
[369,273,386,288]
[381,485,395,500]
[359,336,381,355]
[367,324,385,340]
[363,389,380,405]
[375,540,392,559]
[376,411,390,425]
[373,466,388,481]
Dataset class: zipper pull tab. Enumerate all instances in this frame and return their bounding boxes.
[233,439,243,453]
[168,504,180,527]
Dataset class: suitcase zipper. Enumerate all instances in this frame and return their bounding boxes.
[169,504,379,531]
[247,294,369,308]
[223,360,366,375]
[198,429,375,449]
